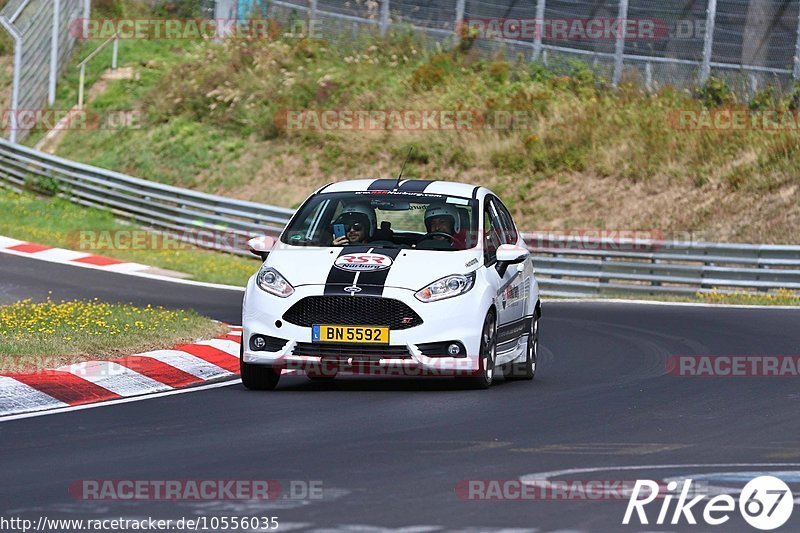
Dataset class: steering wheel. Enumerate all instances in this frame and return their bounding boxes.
[420,232,455,243]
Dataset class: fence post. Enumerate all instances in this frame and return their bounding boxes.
[309,0,317,30]
[612,0,628,88]
[49,0,60,106]
[83,0,90,38]
[794,6,800,80]
[532,0,546,61]
[379,0,390,37]
[78,64,86,109]
[699,0,717,84]
[112,36,118,71]
[0,19,21,143]
[454,0,465,45]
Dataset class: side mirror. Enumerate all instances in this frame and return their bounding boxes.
[247,235,275,261]
[495,244,529,276]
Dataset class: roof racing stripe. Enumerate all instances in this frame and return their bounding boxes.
[367,179,399,191]
[397,180,434,192]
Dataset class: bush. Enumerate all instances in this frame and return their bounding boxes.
[697,77,734,107]
[748,85,777,111]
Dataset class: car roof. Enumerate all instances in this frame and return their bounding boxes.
[317,179,488,199]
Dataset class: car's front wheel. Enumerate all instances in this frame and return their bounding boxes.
[504,312,538,381]
[240,342,281,390]
[464,312,497,389]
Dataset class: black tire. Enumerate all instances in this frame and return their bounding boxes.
[463,312,497,389]
[504,312,538,381]
[240,343,281,390]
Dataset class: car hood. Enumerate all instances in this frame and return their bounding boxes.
[265,246,481,291]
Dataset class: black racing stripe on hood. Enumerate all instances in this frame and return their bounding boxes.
[368,179,399,191]
[353,248,403,296]
[323,246,371,295]
[398,180,434,192]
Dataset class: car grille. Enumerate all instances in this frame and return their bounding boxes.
[292,342,412,360]
[282,296,423,330]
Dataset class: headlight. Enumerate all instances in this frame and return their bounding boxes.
[256,267,294,297]
[415,272,475,302]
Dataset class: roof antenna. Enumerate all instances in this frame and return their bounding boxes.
[395,146,413,190]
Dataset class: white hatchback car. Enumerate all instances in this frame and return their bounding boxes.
[241,179,540,390]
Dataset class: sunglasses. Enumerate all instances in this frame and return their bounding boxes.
[346,223,364,232]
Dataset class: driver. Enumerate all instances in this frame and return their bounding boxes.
[332,203,376,246]
[424,204,466,250]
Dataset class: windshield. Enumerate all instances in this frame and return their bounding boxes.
[281,191,479,251]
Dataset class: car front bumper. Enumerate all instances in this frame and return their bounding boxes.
[242,279,492,376]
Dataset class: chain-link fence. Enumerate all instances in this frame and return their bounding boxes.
[0,0,88,142]
[3,1,796,144]
[218,0,800,95]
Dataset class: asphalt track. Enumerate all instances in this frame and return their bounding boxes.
[1,252,800,532]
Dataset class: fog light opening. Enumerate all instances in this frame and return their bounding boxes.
[251,335,267,351]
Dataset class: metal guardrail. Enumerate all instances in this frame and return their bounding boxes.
[0,138,799,297]
[0,138,294,255]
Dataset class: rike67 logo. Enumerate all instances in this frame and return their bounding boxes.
[623,475,793,530]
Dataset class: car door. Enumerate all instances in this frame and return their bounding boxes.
[489,197,528,350]
[482,196,518,340]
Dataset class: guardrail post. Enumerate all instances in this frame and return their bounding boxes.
[699,0,717,84]
[49,0,61,105]
[612,0,628,89]
[532,0,546,61]
[794,6,800,80]
[379,0,390,37]
[454,0,465,46]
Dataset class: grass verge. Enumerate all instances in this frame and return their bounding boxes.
[0,298,226,373]
[0,186,259,286]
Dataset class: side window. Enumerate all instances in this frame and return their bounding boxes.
[483,200,503,265]
[491,198,518,244]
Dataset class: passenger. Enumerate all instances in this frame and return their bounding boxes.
[332,204,376,246]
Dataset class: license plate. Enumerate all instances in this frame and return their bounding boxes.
[312,325,390,344]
